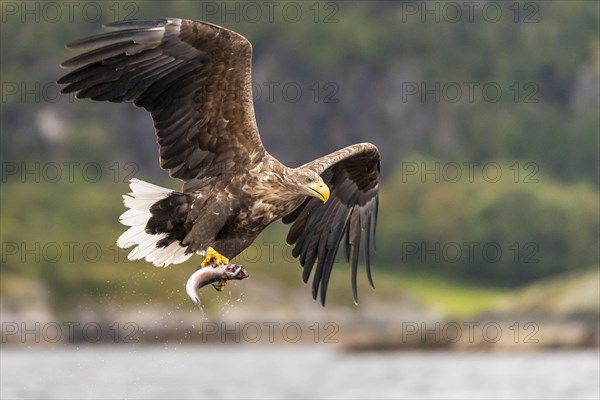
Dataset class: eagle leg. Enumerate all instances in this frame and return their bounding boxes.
[200,246,230,291]
[200,246,230,268]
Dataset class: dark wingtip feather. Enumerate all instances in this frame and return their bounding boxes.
[65,27,164,50]
[367,268,375,289]
[302,270,311,284]
[61,42,140,69]
[65,32,109,49]
[349,209,361,307]
[312,285,319,301]
[321,278,327,307]
[351,259,358,305]
[373,195,379,250]
[365,212,375,289]
[103,19,170,30]
[302,252,317,284]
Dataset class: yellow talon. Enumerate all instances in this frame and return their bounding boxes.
[201,246,230,267]
[212,280,228,292]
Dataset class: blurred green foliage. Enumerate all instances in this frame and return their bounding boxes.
[379,155,599,286]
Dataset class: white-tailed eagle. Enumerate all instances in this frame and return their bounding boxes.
[59,18,380,306]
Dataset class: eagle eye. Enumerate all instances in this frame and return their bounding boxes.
[305,177,313,183]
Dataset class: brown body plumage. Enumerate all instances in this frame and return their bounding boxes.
[59,18,380,305]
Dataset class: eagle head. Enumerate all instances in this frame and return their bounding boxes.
[290,169,330,203]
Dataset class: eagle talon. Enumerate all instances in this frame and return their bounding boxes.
[212,280,228,291]
[201,246,230,267]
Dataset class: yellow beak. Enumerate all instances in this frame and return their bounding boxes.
[307,181,330,203]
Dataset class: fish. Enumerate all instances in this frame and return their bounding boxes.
[185,263,249,307]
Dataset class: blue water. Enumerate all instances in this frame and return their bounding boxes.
[1,346,598,399]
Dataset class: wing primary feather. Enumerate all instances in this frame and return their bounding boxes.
[306,198,342,285]
[344,225,351,262]
[319,244,340,306]
[310,212,332,300]
[365,210,375,288]
[66,28,164,49]
[319,208,352,306]
[61,42,134,68]
[301,247,317,283]
[359,203,375,288]
[372,195,379,251]
[103,19,171,30]
[349,208,361,305]
[291,203,322,258]
[299,203,330,277]
[311,200,345,295]
[287,200,320,245]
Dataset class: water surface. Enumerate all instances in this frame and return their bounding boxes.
[1,346,598,399]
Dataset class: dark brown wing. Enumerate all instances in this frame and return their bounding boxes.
[58,18,265,192]
[283,143,380,306]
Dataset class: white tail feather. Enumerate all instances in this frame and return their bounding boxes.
[128,179,173,194]
[119,209,152,227]
[117,179,193,267]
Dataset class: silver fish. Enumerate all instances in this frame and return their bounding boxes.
[186,263,249,307]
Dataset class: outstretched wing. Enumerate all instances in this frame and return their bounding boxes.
[283,143,380,306]
[59,18,265,192]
